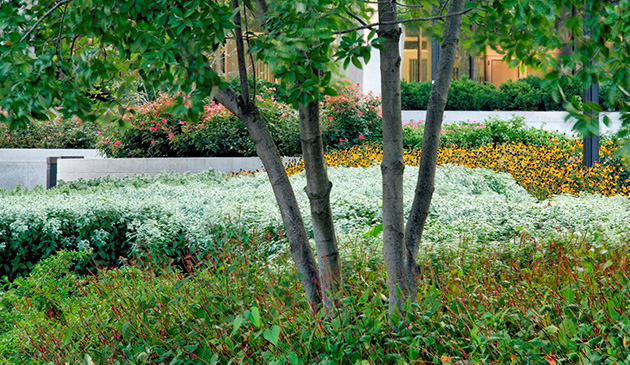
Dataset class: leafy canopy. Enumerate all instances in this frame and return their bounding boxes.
[252,0,381,106]
[0,0,382,126]
[0,0,235,128]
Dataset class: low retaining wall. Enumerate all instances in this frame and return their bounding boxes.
[0,149,101,191]
[56,157,282,183]
[401,111,623,135]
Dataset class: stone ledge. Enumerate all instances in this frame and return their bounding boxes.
[56,157,281,183]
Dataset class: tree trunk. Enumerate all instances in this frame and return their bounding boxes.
[216,88,323,307]
[378,0,406,317]
[219,0,323,308]
[298,98,341,310]
[403,0,466,301]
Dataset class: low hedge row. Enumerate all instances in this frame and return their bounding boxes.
[402,115,570,150]
[0,117,101,149]
[401,75,626,111]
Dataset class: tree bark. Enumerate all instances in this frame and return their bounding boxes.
[216,88,323,307]
[219,0,323,308]
[403,0,466,301]
[378,0,406,317]
[298,98,341,310]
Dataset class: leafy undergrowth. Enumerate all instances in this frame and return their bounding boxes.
[285,140,630,199]
[1,226,629,364]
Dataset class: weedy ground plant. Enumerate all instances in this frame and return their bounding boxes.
[1,219,629,364]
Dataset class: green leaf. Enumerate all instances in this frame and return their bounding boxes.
[231,315,244,336]
[249,306,262,328]
[287,352,299,364]
[62,327,73,345]
[363,224,383,238]
[121,320,131,338]
[262,325,281,346]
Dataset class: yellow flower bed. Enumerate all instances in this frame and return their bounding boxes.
[284,140,630,199]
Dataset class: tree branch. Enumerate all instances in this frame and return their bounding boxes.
[439,0,450,17]
[232,0,250,103]
[333,8,474,35]
[394,2,425,8]
[20,0,72,43]
[245,7,258,98]
[345,9,368,26]
[54,2,68,55]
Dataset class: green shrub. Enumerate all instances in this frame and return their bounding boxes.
[520,75,582,111]
[402,78,500,111]
[99,87,302,158]
[402,116,570,149]
[600,80,630,111]
[100,83,380,157]
[171,102,257,157]
[401,76,588,112]
[499,79,543,111]
[227,76,283,100]
[401,80,431,110]
[0,117,100,149]
[447,76,501,111]
[441,116,570,148]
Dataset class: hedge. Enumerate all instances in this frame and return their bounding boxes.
[401,75,627,111]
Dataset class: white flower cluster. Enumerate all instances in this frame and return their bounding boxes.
[0,164,628,261]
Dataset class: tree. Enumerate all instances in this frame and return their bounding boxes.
[0,0,377,311]
[353,0,630,316]
[0,0,325,308]
[377,0,467,316]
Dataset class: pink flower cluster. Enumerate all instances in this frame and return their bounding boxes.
[403,119,425,129]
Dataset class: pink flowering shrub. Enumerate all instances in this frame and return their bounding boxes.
[100,88,302,158]
[320,82,382,149]
[0,117,100,149]
[101,83,384,157]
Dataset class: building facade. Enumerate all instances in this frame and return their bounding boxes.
[344,25,537,96]
[214,23,535,96]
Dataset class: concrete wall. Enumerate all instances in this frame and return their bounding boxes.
[401,111,623,135]
[57,157,286,182]
[0,149,101,191]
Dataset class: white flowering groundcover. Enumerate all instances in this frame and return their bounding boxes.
[0,164,629,277]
